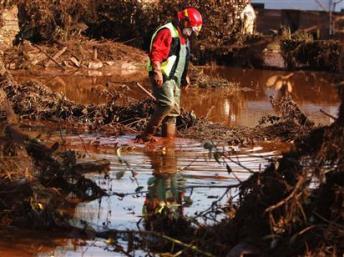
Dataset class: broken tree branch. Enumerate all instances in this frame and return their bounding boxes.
[33,44,65,70]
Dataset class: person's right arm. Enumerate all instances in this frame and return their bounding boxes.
[150,29,172,87]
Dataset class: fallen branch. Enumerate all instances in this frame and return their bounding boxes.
[45,46,68,67]
[33,45,65,70]
[265,178,305,213]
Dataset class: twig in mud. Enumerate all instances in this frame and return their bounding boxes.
[289,225,322,244]
[119,117,139,124]
[122,37,138,44]
[45,46,68,67]
[265,178,305,213]
[77,134,91,157]
[124,118,147,127]
[58,123,67,150]
[230,169,242,183]
[194,186,234,220]
[109,184,240,198]
[225,155,255,174]
[122,124,138,133]
[313,211,344,231]
[178,156,200,172]
[320,109,337,121]
[116,148,139,186]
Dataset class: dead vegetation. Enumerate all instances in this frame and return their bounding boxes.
[3,38,147,71]
[0,89,109,230]
[2,0,343,72]
[1,0,263,67]
[282,39,344,73]
[0,54,342,257]
[0,1,343,256]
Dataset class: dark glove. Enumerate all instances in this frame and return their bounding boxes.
[152,61,163,87]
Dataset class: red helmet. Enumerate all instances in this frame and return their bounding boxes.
[178,7,203,35]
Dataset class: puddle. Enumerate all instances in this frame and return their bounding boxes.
[31,134,286,257]
[5,67,342,256]
[184,67,340,127]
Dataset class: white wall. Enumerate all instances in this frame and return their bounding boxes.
[252,0,344,12]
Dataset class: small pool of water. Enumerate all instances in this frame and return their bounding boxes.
[183,67,340,127]
[6,66,342,256]
[35,134,285,257]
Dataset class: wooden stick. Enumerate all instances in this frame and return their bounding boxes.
[135,82,156,101]
[320,109,337,120]
[33,45,65,70]
[45,46,68,68]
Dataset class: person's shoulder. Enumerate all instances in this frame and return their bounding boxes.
[156,27,172,37]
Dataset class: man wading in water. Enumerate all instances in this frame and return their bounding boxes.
[136,7,203,142]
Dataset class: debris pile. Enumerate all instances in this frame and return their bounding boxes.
[0,73,198,134]
[0,89,108,229]
[3,38,147,70]
[11,0,254,63]
[282,39,344,72]
[149,83,344,257]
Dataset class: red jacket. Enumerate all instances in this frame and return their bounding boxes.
[150,28,187,63]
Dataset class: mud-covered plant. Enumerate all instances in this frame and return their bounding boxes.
[281,40,344,72]
[14,0,249,49]
[16,0,94,41]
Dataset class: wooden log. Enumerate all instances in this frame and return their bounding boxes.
[33,44,65,70]
[70,56,80,67]
[44,46,68,68]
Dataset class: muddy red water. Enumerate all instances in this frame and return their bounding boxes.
[3,67,342,256]
[12,67,341,127]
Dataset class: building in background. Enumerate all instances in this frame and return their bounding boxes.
[251,0,344,12]
[251,0,344,39]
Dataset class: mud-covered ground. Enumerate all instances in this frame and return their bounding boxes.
[0,1,343,256]
[1,56,343,256]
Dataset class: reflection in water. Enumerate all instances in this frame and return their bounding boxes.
[183,67,341,127]
[143,147,187,231]
[11,69,147,105]
[12,67,342,127]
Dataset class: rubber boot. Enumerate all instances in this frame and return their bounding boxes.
[138,105,172,142]
[162,122,176,138]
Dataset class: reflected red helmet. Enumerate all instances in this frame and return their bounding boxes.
[178,7,203,35]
